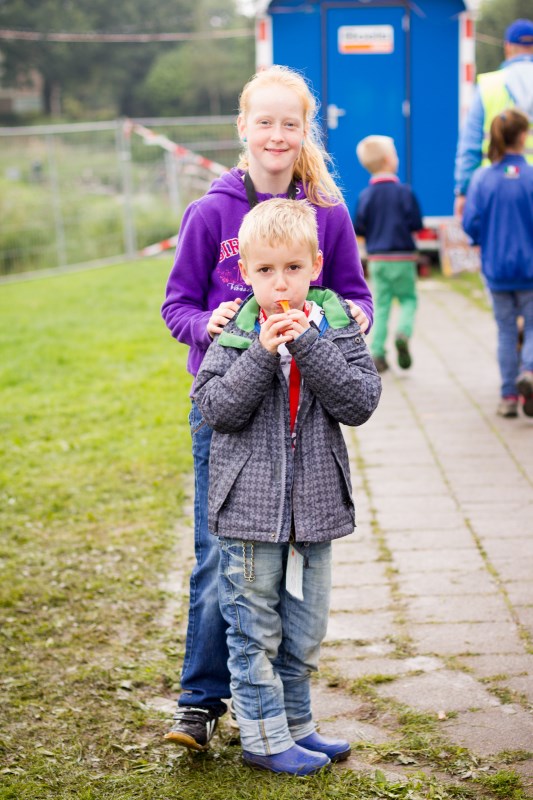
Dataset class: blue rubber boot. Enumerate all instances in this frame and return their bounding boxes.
[295,731,351,762]
[242,743,331,775]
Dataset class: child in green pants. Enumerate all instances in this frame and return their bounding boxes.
[354,136,423,373]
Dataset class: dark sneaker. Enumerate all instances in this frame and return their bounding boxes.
[395,334,412,369]
[517,371,533,417]
[373,355,389,373]
[496,396,518,418]
[164,707,219,750]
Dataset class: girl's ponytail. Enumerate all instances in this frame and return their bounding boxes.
[488,108,529,163]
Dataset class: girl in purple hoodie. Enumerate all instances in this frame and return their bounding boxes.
[161,65,373,761]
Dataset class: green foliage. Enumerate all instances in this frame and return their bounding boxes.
[139,36,255,117]
[0,0,253,118]
[476,0,533,74]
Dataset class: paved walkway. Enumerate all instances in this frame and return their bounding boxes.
[317,278,533,791]
[156,278,533,794]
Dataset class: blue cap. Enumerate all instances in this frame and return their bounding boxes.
[505,18,533,45]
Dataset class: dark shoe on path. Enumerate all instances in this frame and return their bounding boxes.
[295,731,351,762]
[242,744,331,775]
[164,707,219,750]
[395,334,412,369]
[517,371,533,417]
[373,355,389,373]
[496,396,518,418]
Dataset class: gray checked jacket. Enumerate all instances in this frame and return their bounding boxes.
[193,287,382,544]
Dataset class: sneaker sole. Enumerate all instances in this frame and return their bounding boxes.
[517,377,533,417]
[395,338,411,369]
[164,731,210,751]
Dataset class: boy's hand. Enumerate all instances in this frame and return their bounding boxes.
[345,300,369,333]
[259,310,311,353]
[207,299,242,337]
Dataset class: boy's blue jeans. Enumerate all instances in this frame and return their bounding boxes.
[490,290,533,398]
[218,537,332,755]
[177,401,230,715]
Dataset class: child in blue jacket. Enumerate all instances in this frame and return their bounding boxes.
[463,108,533,418]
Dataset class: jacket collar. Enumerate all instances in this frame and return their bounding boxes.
[217,286,351,350]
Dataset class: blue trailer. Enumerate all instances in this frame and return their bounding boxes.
[255,0,475,226]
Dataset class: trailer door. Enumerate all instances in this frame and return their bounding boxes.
[324,5,409,216]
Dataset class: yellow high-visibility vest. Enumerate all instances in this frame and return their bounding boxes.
[478,69,533,165]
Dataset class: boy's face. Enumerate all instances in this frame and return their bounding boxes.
[239,239,323,316]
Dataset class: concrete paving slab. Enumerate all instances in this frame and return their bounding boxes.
[329,584,391,612]
[392,547,485,573]
[409,621,525,656]
[459,653,533,679]
[442,706,533,756]
[322,651,444,681]
[397,570,499,597]
[386,529,476,551]
[332,561,389,587]
[326,610,397,642]
[405,594,513,624]
[494,558,533,582]
[375,670,498,714]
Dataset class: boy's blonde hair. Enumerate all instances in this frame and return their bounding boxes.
[238,198,319,263]
[238,65,343,207]
[356,135,397,174]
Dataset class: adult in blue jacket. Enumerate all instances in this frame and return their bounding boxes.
[454,17,533,218]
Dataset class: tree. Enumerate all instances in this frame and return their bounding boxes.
[0,0,244,117]
[137,35,254,117]
[475,0,533,75]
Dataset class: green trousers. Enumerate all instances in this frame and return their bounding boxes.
[369,259,418,358]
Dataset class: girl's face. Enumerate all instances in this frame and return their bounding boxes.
[238,84,306,191]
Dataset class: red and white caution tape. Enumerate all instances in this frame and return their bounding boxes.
[140,235,179,257]
[129,120,230,257]
[130,121,229,177]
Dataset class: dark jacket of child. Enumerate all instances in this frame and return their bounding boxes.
[193,287,381,545]
[354,176,423,255]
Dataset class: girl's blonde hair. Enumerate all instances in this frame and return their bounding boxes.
[237,65,343,208]
[488,108,529,163]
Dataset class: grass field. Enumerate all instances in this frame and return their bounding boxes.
[0,261,527,799]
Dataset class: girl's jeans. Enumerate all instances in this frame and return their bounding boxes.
[369,260,417,359]
[218,537,332,755]
[178,401,230,715]
[490,290,533,398]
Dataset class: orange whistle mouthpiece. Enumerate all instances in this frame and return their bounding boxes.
[278,299,290,312]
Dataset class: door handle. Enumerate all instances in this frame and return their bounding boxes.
[327,104,347,130]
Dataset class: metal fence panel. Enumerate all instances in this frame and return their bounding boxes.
[0,117,239,276]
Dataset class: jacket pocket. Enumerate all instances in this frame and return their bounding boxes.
[331,444,355,518]
[208,446,253,530]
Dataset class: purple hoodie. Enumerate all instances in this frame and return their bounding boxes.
[161,167,373,377]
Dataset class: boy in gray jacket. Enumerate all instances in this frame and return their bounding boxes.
[193,198,381,776]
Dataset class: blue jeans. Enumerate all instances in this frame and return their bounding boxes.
[218,537,332,755]
[177,401,230,715]
[491,290,533,398]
